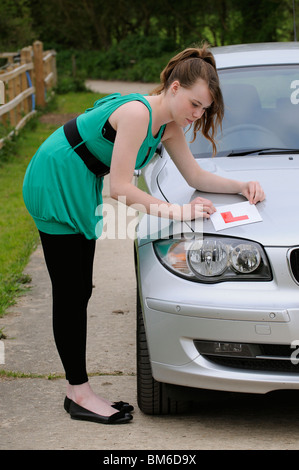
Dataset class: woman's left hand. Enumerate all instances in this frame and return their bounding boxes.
[241,181,265,204]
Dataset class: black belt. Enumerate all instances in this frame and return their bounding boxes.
[64,117,111,177]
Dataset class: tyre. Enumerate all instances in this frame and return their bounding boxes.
[136,277,190,415]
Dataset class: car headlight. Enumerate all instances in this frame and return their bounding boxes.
[154,235,272,283]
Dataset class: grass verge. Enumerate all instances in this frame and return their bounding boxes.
[0,369,135,380]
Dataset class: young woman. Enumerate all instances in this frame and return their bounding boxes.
[23,43,265,425]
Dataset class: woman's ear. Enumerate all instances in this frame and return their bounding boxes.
[170,80,180,96]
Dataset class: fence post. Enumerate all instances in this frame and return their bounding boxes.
[21,47,32,114]
[0,80,4,104]
[33,40,45,108]
[7,64,17,127]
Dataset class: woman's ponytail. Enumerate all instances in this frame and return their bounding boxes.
[151,43,224,156]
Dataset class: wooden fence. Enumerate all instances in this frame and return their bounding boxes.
[0,41,57,148]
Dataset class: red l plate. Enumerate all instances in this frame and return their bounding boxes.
[221,211,249,224]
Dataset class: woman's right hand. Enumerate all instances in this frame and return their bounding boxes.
[182,196,216,220]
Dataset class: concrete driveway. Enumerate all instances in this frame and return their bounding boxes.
[1,80,299,451]
[85,79,158,95]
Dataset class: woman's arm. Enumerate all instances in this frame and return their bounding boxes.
[163,122,265,204]
[109,103,214,220]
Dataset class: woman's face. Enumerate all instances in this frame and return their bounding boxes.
[170,78,213,128]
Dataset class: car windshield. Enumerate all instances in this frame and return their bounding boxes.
[188,65,299,158]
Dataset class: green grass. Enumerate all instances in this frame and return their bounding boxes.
[55,91,104,114]
[0,91,105,317]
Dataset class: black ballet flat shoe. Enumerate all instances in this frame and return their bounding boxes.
[64,396,72,413]
[112,401,134,413]
[64,396,134,413]
[68,400,133,425]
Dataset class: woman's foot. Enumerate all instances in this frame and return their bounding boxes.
[66,381,120,417]
[68,400,133,424]
[64,395,134,415]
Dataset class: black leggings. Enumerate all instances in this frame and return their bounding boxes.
[39,231,96,385]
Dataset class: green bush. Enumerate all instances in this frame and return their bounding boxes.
[54,35,177,90]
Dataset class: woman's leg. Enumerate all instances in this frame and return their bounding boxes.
[39,231,119,416]
[39,231,94,384]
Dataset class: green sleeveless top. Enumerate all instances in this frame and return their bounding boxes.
[23,93,166,240]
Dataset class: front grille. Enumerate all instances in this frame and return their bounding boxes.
[289,248,299,284]
[194,341,299,374]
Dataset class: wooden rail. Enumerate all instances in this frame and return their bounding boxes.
[0,41,57,148]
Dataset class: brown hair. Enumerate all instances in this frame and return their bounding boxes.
[151,43,224,155]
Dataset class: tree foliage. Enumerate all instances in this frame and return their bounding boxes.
[0,0,297,52]
[0,0,34,49]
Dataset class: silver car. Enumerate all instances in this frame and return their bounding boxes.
[134,42,299,415]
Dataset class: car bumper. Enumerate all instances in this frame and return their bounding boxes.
[137,242,299,395]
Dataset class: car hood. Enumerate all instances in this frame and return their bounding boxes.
[156,154,299,247]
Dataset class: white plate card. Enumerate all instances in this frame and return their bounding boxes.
[210,201,262,231]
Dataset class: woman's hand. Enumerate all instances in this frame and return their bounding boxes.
[240,181,265,204]
[182,196,216,220]
[179,182,265,222]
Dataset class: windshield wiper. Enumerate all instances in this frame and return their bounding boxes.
[257,148,299,155]
[227,148,299,157]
